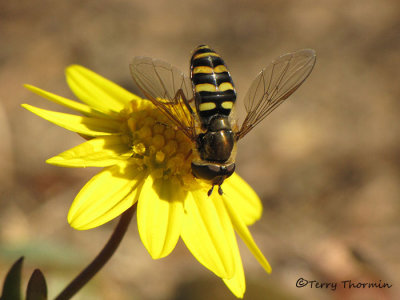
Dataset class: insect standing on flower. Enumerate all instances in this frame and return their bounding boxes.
[130,45,316,196]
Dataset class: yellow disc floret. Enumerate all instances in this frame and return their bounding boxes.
[123,100,196,190]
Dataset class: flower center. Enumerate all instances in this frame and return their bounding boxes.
[123,100,196,189]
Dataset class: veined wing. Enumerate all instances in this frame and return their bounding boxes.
[130,57,197,140]
[237,49,316,140]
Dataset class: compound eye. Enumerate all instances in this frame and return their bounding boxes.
[225,163,235,176]
[191,162,221,181]
[207,164,221,173]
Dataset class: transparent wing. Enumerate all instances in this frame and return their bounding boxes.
[130,57,197,140]
[237,49,316,140]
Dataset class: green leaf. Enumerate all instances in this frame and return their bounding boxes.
[1,257,23,300]
[26,269,47,300]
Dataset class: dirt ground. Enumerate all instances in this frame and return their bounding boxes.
[1,0,399,299]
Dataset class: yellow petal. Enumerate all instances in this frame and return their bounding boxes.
[223,197,272,274]
[22,104,121,136]
[223,244,245,298]
[137,176,185,259]
[24,84,108,118]
[223,173,263,225]
[68,163,145,230]
[66,65,141,114]
[46,135,132,167]
[181,189,235,279]
[210,191,245,298]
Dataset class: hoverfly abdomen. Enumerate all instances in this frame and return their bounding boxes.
[190,45,236,126]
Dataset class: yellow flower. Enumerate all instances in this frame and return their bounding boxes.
[22,65,271,298]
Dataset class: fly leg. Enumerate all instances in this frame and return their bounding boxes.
[174,89,195,115]
[218,185,223,195]
[207,185,214,197]
[184,149,193,161]
[207,184,223,196]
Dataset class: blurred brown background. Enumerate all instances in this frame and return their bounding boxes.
[1,0,399,299]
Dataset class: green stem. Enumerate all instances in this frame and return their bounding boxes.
[54,204,137,300]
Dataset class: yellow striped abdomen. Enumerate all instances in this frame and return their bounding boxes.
[190,45,236,126]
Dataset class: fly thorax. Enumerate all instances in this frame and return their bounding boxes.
[208,115,231,131]
[198,116,234,162]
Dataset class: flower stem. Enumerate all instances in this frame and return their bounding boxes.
[54,204,137,300]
